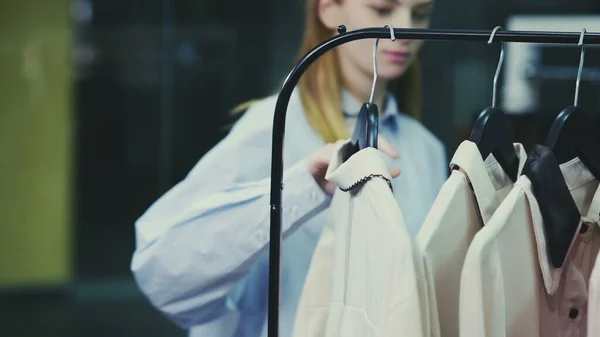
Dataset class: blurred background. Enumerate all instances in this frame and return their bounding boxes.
[0,0,599,336]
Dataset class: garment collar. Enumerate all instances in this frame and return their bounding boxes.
[449,141,528,224]
[325,140,392,192]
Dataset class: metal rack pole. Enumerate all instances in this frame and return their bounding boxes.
[267,27,600,337]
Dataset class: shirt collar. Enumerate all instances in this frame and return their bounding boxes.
[483,143,529,190]
[325,139,393,191]
[341,89,400,127]
[449,141,528,224]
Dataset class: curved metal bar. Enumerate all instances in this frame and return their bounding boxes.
[268,27,600,337]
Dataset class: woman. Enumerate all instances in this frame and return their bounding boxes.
[131,0,447,336]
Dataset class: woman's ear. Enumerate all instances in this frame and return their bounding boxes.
[318,0,343,30]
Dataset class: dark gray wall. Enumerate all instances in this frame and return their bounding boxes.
[73,0,600,282]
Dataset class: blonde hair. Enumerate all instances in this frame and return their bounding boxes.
[233,0,422,143]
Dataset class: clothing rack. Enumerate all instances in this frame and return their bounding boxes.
[267,27,600,337]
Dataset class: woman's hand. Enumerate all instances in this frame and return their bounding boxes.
[307,137,401,196]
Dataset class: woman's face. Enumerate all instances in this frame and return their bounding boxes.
[320,0,434,81]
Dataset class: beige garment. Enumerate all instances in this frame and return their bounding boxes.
[413,141,527,337]
[588,252,600,335]
[459,155,600,337]
[293,141,423,337]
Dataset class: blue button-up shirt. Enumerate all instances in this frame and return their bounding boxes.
[131,89,448,337]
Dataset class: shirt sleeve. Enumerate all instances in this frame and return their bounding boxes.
[459,190,519,337]
[130,101,330,328]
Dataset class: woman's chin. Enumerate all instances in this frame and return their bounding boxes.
[378,65,408,80]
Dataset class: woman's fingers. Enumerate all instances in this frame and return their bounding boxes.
[390,166,401,178]
[378,136,399,159]
[377,136,400,178]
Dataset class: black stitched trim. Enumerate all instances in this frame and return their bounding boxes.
[339,174,394,195]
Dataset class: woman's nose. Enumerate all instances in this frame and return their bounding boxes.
[392,8,413,29]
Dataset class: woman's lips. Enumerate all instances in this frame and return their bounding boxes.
[383,51,410,63]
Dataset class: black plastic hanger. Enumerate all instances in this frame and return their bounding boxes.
[546,107,600,179]
[345,102,379,157]
[524,29,600,269]
[522,145,581,268]
[545,29,600,180]
[468,26,519,182]
[341,25,395,162]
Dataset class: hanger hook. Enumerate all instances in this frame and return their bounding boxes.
[370,25,396,104]
[574,28,586,106]
[488,26,504,108]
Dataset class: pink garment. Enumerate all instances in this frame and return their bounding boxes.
[588,251,600,335]
[459,157,600,337]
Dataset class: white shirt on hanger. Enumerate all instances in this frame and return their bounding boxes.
[413,140,527,337]
[459,146,600,337]
[293,140,424,337]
